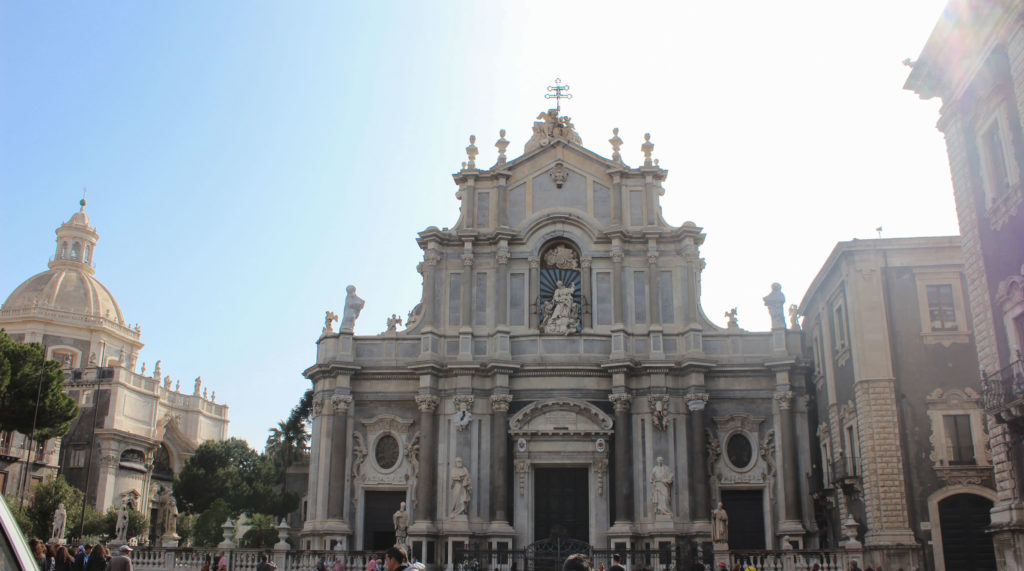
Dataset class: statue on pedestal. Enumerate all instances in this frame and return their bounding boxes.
[340,285,365,331]
[649,457,673,515]
[712,502,729,544]
[50,503,66,543]
[449,457,472,517]
[393,501,409,546]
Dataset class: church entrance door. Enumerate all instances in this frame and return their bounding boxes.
[533,468,589,543]
[363,490,405,551]
[721,489,765,550]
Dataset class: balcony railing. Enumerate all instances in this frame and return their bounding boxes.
[981,354,1024,422]
[830,455,860,482]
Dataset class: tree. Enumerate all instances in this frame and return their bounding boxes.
[238,513,277,548]
[100,505,148,541]
[191,498,232,547]
[7,475,102,542]
[0,330,79,438]
[174,438,298,517]
[266,388,311,470]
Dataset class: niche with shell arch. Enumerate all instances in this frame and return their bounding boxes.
[537,240,583,334]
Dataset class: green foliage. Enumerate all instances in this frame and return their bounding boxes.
[175,513,196,546]
[4,496,32,538]
[191,498,232,547]
[0,330,79,438]
[20,475,81,540]
[265,388,311,469]
[239,513,277,548]
[174,438,298,517]
[100,506,148,540]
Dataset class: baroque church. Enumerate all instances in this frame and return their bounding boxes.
[0,200,229,538]
[303,109,813,561]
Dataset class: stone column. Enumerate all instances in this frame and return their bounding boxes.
[647,249,660,324]
[686,392,711,522]
[496,242,510,326]
[490,394,513,522]
[528,256,540,329]
[94,443,120,510]
[609,393,633,522]
[421,247,440,328]
[309,394,330,522]
[414,394,440,522]
[611,173,623,225]
[775,391,802,523]
[327,394,352,519]
[461,245,474,328]
[581,257,593,329]
[612,244,624,324]
[496,175,509,227]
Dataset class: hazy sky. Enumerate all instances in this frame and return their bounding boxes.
[1,1,954,450]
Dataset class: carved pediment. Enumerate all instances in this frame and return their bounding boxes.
[509,399,613,436]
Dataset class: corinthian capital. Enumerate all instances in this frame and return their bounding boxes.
[490,394,513,412]
[331,394,353,414]
[415,394,440,413]
[685,392,710,412]
[609,393,632,412]
[774,390,794,410]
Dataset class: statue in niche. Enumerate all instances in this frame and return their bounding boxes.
[712,502,729,543]
[114,498,130,542]
[649,456,673,515]
[393,501,409,546]
[763,283,786,329]
[340,285,365,331]
[540,280,580,335]
[449,457,472,517]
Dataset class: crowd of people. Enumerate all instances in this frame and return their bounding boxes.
[28,540,133,571]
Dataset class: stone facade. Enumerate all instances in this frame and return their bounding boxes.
[800,237,995,571]
[0,201,230,528]
[303,110,811,563]
[905,1,1024,568]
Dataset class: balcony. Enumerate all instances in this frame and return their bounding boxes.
[830,455,861,496]
[981,354,1024,428]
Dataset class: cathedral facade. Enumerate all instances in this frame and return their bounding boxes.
[0,201,229,535]
[302,110,812,562]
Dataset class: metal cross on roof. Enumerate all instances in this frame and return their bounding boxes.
[545,78,573,112]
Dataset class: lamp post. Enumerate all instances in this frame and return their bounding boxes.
[77,376,104,541]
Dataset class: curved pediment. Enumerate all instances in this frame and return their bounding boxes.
[509,398,614,436]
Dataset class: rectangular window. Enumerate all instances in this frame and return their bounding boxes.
[473,272,487,326]
[633,271,647,324]
[629,190,644,226]
[475,192,490,228]
[658,271,674,324]
[509,273,525,326]
[944,414,975,465]
[833,303,848,351]
[595,272,613,325]
[926,284,958,331]
[70,448,86,468]
[448,274,461,327]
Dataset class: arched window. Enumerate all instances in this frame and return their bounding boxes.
[60,242,68,259]
[84,244,92,264]
[71,242,81,261]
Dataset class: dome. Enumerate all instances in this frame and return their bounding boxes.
[2,267,126,323]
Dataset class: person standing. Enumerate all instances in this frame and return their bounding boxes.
[608,554,624,571]
[384,547,409,571]
[84,545,106,571]
[255,554,276,571]
[107,546,132,571]
[366,555,378,571]
[54,546,74,571]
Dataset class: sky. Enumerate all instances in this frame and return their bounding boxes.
[0,1,955,451]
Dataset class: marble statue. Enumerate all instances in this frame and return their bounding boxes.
[465,135,478,169]
[115,499,130,542]
[495,129,509,166]
[393,501,409,546]
[324,310,338,333]
[340,285,365,331]
[712,502,729,543]
[154,360,161,379]
[50,503,66,543]
[161,487,179,539]
[641,133,654,166]
[202,387,208,399]
[609,128,623,163]
[164,376,171,389]
[725,308,739,328]
[788,304,801,330]
[140,362,146,376]
[763,283,786,329]
[540,280,579,335]
[174,379,180,392]
[449,457,472,517]
[193,376,202,396]
[650,456,673,515]
[386,314,402,333]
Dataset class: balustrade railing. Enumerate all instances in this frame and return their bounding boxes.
[981,353,1024,414]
